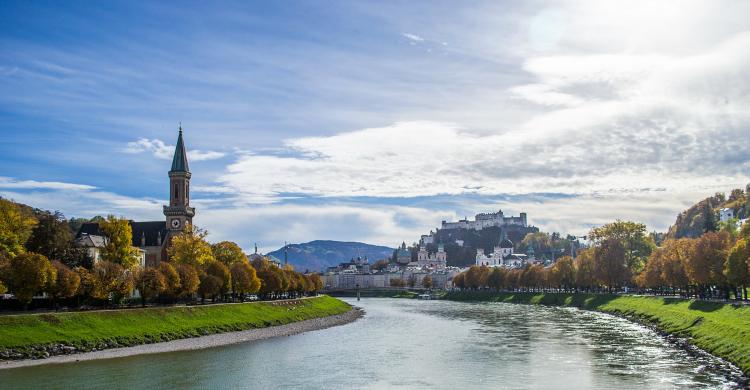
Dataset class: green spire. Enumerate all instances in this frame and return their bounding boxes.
[170,125,190,172]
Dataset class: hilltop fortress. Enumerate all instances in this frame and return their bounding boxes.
[441,210,528,231]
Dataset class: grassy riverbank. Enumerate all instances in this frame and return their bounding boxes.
[0,296,350,359]
[444,291,750,375]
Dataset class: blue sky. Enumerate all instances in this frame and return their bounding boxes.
[2,1,750,252]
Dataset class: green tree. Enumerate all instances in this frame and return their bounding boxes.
[0,198,37,257]
[26,211,73,262]
[7,252,55,309]
[589,220,654,274]
[168,225,214,266]
[99,215,140,269]
[211,241,248,267]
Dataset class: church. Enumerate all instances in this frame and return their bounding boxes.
[76,127,195,268]
[475,232,527,268]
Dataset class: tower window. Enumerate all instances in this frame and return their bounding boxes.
[175,184,179,199]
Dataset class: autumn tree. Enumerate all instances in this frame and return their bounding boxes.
[167,224,214,266]
[452,273,465,289]
[659,239,692,295]
[211,241,248,267]
[258,265,284,298]
[48,260,81,308]
[637,249,664,290]
[589,220,654,275]
[487,267,505,291]
[390,278,406,288]
[158,262,182,298]
[422,275,433,289]
[306,273,324,293]
[0,198,37,257]
[725,239,750,300]
[550,256,576,291]
[686,232,730,297]
[574,248,597,291]
[7,252,55,309]
[137,267,166,306]
[230,261,261,299]
[198,274,222,303]
[206,261,231,298]
[90,261,133,304]
[99,215,140,269]
[593,238,630,291]
[175,263,200,299]
[464,266,483,289]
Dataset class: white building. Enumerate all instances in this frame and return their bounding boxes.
[441,210,527,231]
[720,208,735,223]
[416,244,447,269]
[475,238,526,268]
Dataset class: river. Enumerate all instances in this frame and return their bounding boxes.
[0,298,746,389]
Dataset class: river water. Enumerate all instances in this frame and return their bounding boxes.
[0,298,746,389]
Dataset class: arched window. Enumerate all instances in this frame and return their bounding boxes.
[175,183,179,199]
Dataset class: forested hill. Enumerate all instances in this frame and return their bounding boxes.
[267,240,394,272]
[666,185,750,239]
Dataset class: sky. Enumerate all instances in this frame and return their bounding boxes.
[1,0,750,253]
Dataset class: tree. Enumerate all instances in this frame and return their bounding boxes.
[48,260,81,307]
[636,250,664,290]
[167,225,214,266]
[211,241,248,267]
[407,274,417,288]
[198,274,222,303]
[550,256,576,290]
[574,248,597,290]
[137,267,166,306]
[725,239,750,300]
[687,232,730,295]
[175,263,200,299]
[0,198,37,257]
[230,261,261,299]
[422,275,433,289]
[390,278,406,288]
[206,261,231,298]
[7,252,55,309]
[452,273,465,289]
[589,221,654,275]
[306,273,324,292]
[372,259,390,271]
[26,211,73,262]
[593,238,630,290]
[89,261,132,304]
[258,265,284,298]
[487,267,505,291]
[659,239,691,294]
[158,262,182,298]
[99,215,140,269]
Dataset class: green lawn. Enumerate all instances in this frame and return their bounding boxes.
[445,291,750,375]
[0,296,350,357]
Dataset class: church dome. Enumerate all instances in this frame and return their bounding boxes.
[500,238,514,248]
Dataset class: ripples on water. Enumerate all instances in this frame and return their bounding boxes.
[0,298,746,389]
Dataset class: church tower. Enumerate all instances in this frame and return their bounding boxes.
[163,126,195,233]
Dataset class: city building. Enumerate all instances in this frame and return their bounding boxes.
[76,127,195,267]
[720,208,735,223]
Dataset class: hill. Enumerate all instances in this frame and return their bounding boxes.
[266,240,394,272]
[666,185,750,239]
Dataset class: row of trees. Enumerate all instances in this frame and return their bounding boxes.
[0,198,323,310]
[453,220,750,301]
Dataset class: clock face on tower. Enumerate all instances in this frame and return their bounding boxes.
[171,219,181,229]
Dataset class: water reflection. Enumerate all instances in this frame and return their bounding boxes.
[0,298,745,389]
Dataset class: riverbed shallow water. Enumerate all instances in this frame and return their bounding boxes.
[0,298,746,389]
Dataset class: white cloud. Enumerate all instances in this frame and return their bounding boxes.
[401,33,425,43]
[124,138,226,161]
[0,177,96,191]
